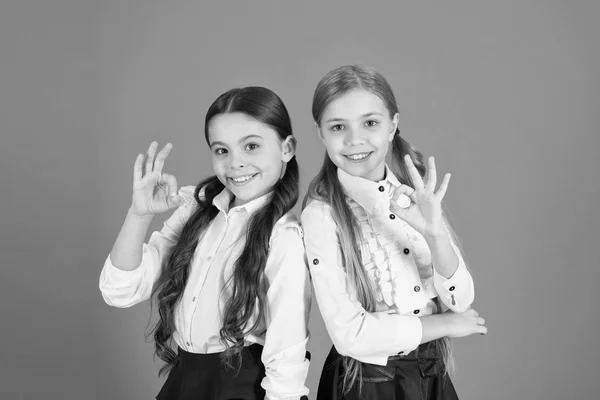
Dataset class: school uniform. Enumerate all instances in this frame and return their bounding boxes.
[100,186,311,400]
[301,165,474,400]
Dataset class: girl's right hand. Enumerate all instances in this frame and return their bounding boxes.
[444,308,488,338]
[130,141,184,217]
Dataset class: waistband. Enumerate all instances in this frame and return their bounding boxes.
[176,343,264,370]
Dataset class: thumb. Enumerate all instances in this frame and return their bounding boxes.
[392,185,414,208]
[161,173,181,209]
[168,194,185,208]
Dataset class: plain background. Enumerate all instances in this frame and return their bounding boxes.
[2,1,599,399]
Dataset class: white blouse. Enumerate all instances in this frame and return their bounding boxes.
[301,166,474,366]
[99,186,311,400]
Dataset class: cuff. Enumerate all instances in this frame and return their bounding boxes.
[102,254,144,280]
[433,261,474,312]
[433,260,470,292]
[391,314,423,356]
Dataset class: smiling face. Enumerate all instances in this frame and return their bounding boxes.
[208,112,293,207]
[318,89,399,181]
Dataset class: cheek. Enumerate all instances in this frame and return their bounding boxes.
[373,133,392,148]
[212,158,225,173]
[322,136,341,152]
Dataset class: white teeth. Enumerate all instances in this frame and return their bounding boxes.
[231,174,255,183]
[347,153,370,160]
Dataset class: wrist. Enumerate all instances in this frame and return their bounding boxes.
[127,206,154,222]
[420,314,453,343]
[423,230,448,245]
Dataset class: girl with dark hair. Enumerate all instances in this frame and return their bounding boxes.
[301,65,487,400]
[100,87,311,400]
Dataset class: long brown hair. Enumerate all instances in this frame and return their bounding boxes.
[305,65,456,393]
[148,87,299,375]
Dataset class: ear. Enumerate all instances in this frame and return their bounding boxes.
[281,135,297,163]
[315,122,325,141]
[388,112,400,142]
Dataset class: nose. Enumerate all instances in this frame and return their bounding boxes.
[228,150,246,169]
[343,126,365,147]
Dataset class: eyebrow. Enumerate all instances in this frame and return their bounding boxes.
[324,112,384,123]
[210,134,263,148]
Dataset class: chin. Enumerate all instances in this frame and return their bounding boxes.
[229,185,268,206]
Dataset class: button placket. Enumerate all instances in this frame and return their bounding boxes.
[190,215,232,349]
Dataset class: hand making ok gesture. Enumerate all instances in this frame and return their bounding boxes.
[390,155,451,238]
[130,141,184,217]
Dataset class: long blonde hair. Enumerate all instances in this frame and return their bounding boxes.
[305,65,460,393]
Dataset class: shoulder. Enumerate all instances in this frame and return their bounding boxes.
[173,185,201,217]
[301,198,336,229]
[178,185,197,202]
[271,211,303,243]
[178,185,199,204]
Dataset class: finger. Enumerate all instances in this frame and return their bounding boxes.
[477,325,488,335]
[426,156,437,192]
[161,173,182,208]
[476,317,486,326]
[435,173,451,200]
[392,185,415,199]
[404,154,425,189]
[161,173,179,197]
[392,185,415,207]
[153,142,173,174]
[133,153,144,183]
[145,141,158,175]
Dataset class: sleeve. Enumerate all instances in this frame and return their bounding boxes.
[98,186,197,308]
[301,201,423,366]
[432,223,475,313]
[260,218,311,400]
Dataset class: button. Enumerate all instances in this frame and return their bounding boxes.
[389,214,396,220]
[398,351,405,355]
[186,342,191,346]
[207,256,212,261]
[414,285,420,292]
[449,286,456,291]
[403,248,410,255]
[313,259,319,265]
[378,186,385,192]
[413,310,420,314]
[192,297,196,302]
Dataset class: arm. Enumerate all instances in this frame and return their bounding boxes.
[304,202,486,362]
[302,201,423,366]
[99,186,196,307]
[260,218,311,400]
[426,221,474,312]
[392,155,474,312]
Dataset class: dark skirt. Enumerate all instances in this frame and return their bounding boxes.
[156,344,266,400]
[317,341,459,400]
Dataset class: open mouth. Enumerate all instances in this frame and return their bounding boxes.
[344,152,372,162]
[228,173,259,186]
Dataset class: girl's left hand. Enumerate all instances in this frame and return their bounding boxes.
[390,155,450,238]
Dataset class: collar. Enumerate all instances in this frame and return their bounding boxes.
[212,187,273,216]
[337,164,402,213]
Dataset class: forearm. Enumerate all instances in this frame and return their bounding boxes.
[109,207,154,271]
[425,233,458,279]
[419,314,452,343]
